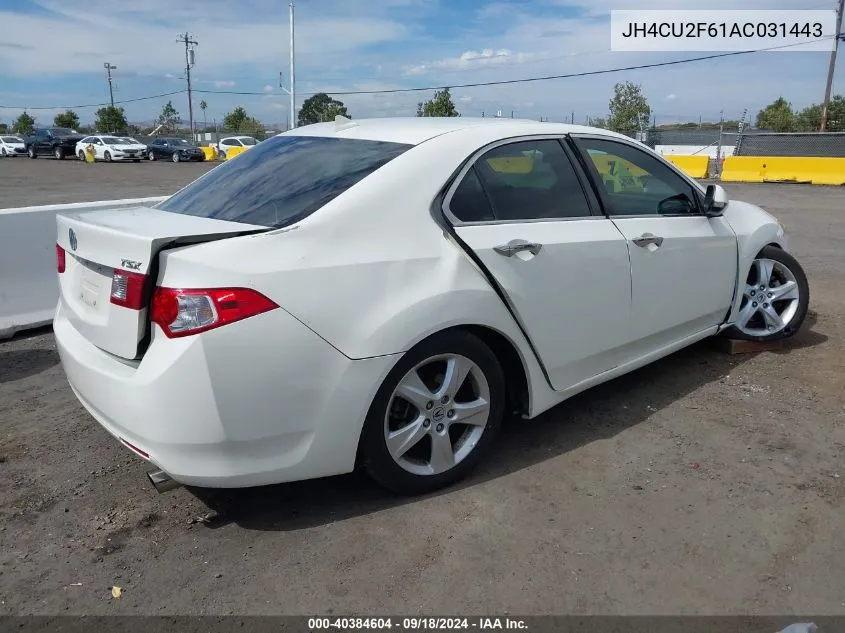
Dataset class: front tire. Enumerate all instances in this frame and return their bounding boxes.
[28,147,37,159]
[78,150,86,161]
[148,150,156,161]
[54,146,64,160]
[172,152,180,163]
[360,330,505,495]
[725,245,809,342]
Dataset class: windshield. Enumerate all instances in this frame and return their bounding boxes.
[51,128,74,135]
[2,136,23,143]
[171,138,189,145]
[241,137,257,146]
[102,137,122,145]
[156,135,412,228]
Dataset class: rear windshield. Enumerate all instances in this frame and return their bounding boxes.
[156,135,412,228]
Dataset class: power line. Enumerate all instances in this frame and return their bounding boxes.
[2,35,837,111]
[194,36,838,98]
[0,90,186,111]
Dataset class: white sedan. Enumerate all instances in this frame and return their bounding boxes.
[0,134,26,157]
[53,117,809,495]
[216,135,257,158]
[75,135,147,162]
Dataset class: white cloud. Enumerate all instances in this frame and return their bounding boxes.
[214,80,236,88]
[262,85,274,93]
[405,48,539,75]
[0,0,412,76]
[666,94,677,101]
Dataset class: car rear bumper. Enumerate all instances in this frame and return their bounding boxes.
[54,300,398,488]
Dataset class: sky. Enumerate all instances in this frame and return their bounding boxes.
[0,0,843,128]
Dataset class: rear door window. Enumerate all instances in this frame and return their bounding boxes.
[156,135,412,228]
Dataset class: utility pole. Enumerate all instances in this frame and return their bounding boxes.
[177,32,198,139]
[820,0,844,131]
[290,2,296,128]
[104,63,117,107]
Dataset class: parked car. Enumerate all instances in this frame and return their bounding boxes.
[216,135,258,158]
[53,117,809,496]
[24,127,85,159]
[0,135,26,157]
[146,137,205,162]
[75,135,147,162]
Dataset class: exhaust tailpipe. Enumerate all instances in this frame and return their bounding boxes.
[147,469,182,493]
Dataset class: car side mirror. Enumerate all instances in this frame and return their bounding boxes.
[703,184,728,217]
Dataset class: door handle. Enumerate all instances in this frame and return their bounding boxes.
[632,233,664,248]
[493,239,543,257]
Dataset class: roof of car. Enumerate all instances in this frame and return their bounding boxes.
[281,116,633,146]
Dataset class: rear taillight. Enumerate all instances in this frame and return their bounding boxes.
[110,270,147,309]
[150,287,278,337]
[56,244,65,273]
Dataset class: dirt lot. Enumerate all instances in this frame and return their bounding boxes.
[0,181,843,616]
[0,157,215,208]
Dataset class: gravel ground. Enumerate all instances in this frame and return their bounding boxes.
[0,182,843,616]
[0,157,215,207]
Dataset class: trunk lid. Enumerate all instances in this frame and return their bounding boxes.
[56,206,266,359]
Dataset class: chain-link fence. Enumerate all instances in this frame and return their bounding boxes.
[611,128,845,159]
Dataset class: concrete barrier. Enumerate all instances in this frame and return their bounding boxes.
[721,156,845,185]
[0,197,167,339]
[664,154,710,178]
[225,146,247,160]
[200,146,217,161]
[656,144,735,158]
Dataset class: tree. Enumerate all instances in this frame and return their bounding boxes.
[587,116,608,128]
[416,88,459,117]
[199,99,208,129]
[755,97,795,132]
[795,95,844,132]
[94,106,128,132]
[13,112,35,134]
[223,106,263,133]
[156,100,182,131]
[53,110,80,129]
[607,81,651,132]
[298,93,349,125]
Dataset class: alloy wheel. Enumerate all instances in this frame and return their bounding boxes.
[384,353,491,476]
[734,257,801,338]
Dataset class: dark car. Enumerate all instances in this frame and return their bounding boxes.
[146,137,206,163]
[25,127,85,160]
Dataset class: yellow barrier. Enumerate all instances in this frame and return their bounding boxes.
[225,146,247,160]
[721,156,845,185]
[486,155,534,174]
[664,154,709,179]
[200,146,216,161]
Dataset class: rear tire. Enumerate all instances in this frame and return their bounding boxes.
[724,245,809,342]
[360,330,505,495]
[78,150,86,161]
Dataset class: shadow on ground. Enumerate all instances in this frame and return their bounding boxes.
[0,349,60,384]
[190,314,827,532]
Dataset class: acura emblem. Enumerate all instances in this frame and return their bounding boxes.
[68,228,77,251]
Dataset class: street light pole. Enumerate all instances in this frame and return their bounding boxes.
[290,2,296,128]
[104,63,117,107]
